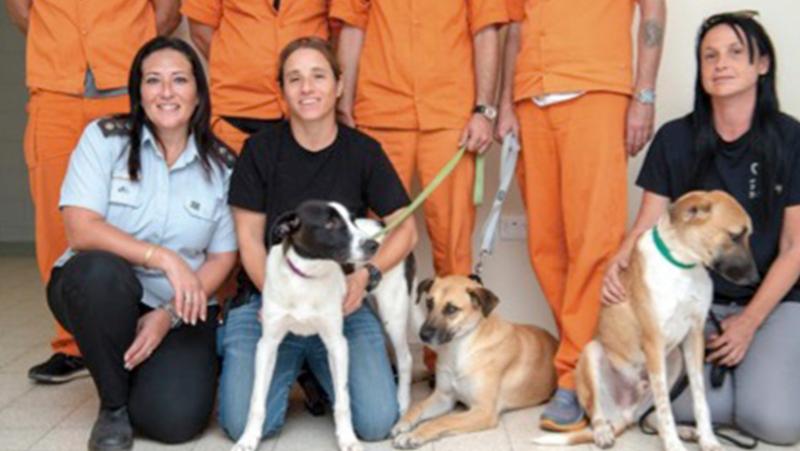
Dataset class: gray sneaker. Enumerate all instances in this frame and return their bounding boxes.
[540,388,587,432]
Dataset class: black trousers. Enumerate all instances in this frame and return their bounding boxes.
[47,251,218,444]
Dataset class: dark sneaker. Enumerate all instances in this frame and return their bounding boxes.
[540,388,588,432]
[27,353,89,384]
[297,364,329,417]
[88,406,133,451]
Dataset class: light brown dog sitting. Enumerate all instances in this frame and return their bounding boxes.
[391,275,557,449]
[533,190,759,451]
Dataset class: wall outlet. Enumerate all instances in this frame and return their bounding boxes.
[499,215,527,241]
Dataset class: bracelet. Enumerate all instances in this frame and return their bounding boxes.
[143,245,158,268]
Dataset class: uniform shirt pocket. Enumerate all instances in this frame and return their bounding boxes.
[185,197,218,222]
[109,172,142,208]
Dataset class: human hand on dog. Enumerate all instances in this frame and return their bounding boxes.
[706,313,758,366]
[343,268,369,316]
[123,309,171,370]
[155,248,207,325]
[602,249,632,305]
[625,100,655,157]
[494,103,519,143]
[460,114,493,154]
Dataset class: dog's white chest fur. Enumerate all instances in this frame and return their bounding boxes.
[262,246,346,336]
[639,231,713,350]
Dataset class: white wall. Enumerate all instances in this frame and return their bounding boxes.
[1,2,799,334]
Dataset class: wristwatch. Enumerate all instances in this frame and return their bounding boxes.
[160,303,183,329]
[634,88,656,105]
[364,263,383,292]
[473,104,498,121]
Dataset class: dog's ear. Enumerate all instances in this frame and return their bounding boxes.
[671,192,713,224]
[415,278,434,304]
[270,211,301,245]
[467,287,499,317]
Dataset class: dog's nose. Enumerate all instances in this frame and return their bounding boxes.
[363,239,379,255]
[419,325,436,344]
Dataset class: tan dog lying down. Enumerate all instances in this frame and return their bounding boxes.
[391,275,557,449]
[534,190,759,451]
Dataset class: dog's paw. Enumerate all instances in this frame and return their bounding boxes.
[676,425,699,442]
[699,437,724,451]
[592,420,616,449]
[338,439,364,451]
[390,420,413,438]
[393,432,426,449]
[663,436,689,451]
[231,438,259,451]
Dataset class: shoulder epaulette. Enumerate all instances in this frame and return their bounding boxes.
[97,116,132,137]
[213,139,238,169]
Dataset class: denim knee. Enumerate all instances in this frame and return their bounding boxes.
[352,399,398,441]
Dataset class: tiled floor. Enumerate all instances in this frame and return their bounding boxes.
[0,255,797,451]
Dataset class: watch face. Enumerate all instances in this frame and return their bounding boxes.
[474,105,497,120]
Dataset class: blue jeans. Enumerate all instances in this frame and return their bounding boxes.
[217,293,399,442]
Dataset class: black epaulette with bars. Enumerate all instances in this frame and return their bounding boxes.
[213,139,237,169]
[97,116,132,137]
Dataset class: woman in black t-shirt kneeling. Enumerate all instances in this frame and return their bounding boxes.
[217,37,418,443]
[602,13,800,445]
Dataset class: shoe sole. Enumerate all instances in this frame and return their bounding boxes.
[28,368,90,384]
[88,441,133,451]
[540,416,589,433]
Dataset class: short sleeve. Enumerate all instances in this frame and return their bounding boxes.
[59,121,118,216]
[636,127,676,199]
[364,142,410,217]
[330,0,370,30]
[228,133,269,213]
[181,0,223,28]
[208,171,238,253]
[468,0,510,34]
[783,126,800,206]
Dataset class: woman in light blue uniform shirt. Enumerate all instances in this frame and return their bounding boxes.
[46,37,237,450]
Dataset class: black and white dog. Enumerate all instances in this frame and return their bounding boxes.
[233,200,417,451]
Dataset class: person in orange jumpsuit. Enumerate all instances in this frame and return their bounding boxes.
[182,0,329,153]
[5,0,180,384]
[495,0,667,431]
[332,0,508,279]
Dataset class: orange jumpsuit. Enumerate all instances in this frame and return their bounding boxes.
[330,0,508,276]
[182,0,329,153]
[24,0,157,356]
[508,0,635,389]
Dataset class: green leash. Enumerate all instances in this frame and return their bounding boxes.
[373,147,485,238]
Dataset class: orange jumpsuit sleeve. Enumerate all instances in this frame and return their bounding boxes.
[181,0,223,28]
[329,0,370,30]
[468,0,510,34]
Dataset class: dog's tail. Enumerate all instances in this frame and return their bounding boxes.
[531,420,627,447]
[531,429,594,446]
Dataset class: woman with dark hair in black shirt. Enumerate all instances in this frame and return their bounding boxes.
[602,13,800,445]
[216,37,418,444]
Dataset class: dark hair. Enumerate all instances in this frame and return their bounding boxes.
[124,36,221,181]
[277,37,341,88]
[690,12,781,222]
